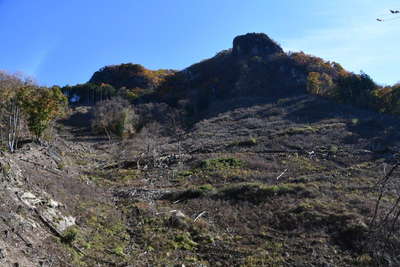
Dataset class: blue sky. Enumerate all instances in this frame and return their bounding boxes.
[0,0,399,86]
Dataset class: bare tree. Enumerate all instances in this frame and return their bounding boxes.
[91,97,138,141]
[0,71,31,152]
[368,160,400,265]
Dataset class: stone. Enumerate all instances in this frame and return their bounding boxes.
[233,33,283,57]
[20,192,42,208]
[168,210,189,229]
[47,199,60,208]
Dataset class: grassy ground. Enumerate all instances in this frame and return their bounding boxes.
[16,95,400,266]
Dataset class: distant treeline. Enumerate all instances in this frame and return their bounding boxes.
[298,51,400,114]
[61,64,175,105]
[60,36,400,119]
[62,83,117,105]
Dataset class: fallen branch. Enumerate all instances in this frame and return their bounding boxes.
[194,211,207,222]
[276,169,288,180]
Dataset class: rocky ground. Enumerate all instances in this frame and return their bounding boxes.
[1,95,400,266]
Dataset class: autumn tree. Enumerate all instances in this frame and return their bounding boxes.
[18,86,67,141]
[335,72,377,108]
[307,72,335,96]
[0,71,32,152]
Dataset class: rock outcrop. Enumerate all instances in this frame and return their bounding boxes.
[232,33,284,57]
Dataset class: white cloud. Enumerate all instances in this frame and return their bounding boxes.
[25,48,49,77]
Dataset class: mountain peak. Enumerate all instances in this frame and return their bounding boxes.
[232,33,283,57]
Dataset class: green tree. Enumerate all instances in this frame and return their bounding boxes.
[0,71,31,152]
[18,86,67,140]
[335,72,377,108]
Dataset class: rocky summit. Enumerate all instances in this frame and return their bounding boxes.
[232,33,284,57]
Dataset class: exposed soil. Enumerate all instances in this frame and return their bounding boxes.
[1,94,400,266]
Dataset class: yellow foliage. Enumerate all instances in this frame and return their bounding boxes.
[18,86,67,139]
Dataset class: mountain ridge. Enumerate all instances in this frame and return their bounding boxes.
[65,32,397,120]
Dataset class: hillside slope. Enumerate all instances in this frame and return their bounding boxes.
[106,95,399,266]
[2,33,400,266]
[1,94,397,266]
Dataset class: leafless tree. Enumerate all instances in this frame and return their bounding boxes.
[368,160,400,264]
[91,97,138,141]
[0,71,33,152]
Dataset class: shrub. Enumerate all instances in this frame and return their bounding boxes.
[162,188,210,201]
[229,138,257,147]
[61,227,78,244]
[216,182,315,204]
[200,158,244,170]
[92,97,138,138]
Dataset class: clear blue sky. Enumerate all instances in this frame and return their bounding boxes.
[0,0,399,86]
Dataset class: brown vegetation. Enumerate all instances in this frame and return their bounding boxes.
[3,32,400,266]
